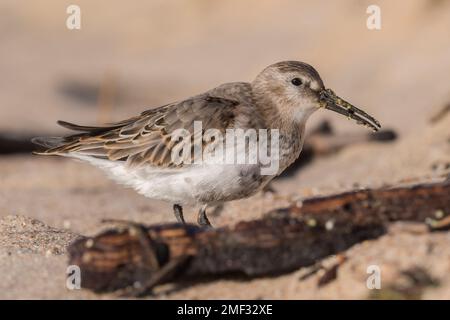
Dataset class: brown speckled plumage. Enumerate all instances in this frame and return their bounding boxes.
[33,61,380,226]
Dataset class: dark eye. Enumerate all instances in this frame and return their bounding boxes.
[291,78,302,86]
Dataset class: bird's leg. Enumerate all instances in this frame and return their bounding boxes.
[173,204,185,224]
[197,204,212,227]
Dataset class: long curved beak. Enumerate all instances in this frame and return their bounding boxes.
[319,89,381,131]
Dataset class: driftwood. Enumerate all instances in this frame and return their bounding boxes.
[429,102,450,124]
[68,181,449,295]
[0,133,35,154]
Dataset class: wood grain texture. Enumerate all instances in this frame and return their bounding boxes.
[68,181,450,294]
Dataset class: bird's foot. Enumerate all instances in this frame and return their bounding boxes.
[197,205,212,228]
[173,204,185,224]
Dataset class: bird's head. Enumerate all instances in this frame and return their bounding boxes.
[252,61,380,131]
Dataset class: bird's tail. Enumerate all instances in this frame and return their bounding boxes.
[31,120,125,156]
[31,136,66,155]
[31,120,94,155]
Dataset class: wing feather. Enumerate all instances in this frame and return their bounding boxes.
[39,90,249,169]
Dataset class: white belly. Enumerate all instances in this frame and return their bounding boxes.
[72,155,267,205]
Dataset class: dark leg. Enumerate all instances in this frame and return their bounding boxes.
[173,204,185,224]
[197,204,212,227]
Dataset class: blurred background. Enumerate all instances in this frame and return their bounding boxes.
[1,0,450,134]
[0,0,449,299]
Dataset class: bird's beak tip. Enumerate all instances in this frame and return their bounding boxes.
[319,88,381,132]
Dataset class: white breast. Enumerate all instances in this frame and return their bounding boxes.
[71,155,265,205]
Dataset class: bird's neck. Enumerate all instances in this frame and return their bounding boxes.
[254,85,315,174]
[253,87,310,133]
[253,91,310,175]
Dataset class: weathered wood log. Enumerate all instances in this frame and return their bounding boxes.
[67,181,449,295]
[0,133,35,154]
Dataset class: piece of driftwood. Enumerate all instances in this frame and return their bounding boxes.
[0,133,35,154]
[316,254,347,288]
[429,102,450,124]
[68,181,449,295]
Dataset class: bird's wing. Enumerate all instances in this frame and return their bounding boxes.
[41,93,244,168]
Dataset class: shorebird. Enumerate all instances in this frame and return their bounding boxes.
[33,61,380,227]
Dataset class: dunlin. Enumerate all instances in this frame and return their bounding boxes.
[33,61,380,227]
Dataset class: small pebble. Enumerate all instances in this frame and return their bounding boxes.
[63,220,71,229]
[307,219,317,227]
[325,220,334,231]
[82,253,92,263]
[434,210,444,219]
[85,239,94,248]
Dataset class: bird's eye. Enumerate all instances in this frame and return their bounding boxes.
[291,78,302,86]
